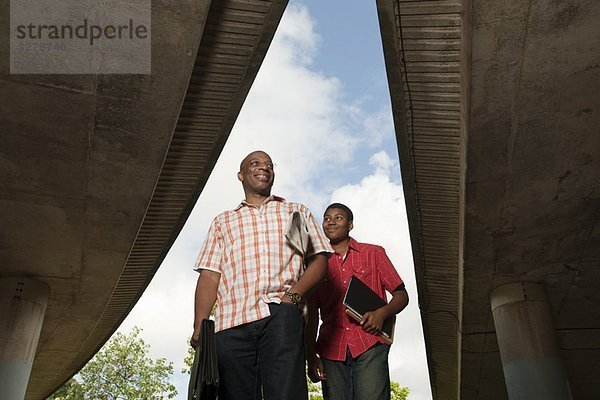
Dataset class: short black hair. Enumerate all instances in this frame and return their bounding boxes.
[324,203,353,222]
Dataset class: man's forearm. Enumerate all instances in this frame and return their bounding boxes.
[304,304,319,357]
[380,288,409,318]
[290,253,328,298]
[193,270,220,330]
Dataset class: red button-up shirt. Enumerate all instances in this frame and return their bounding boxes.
[310,237,403,360]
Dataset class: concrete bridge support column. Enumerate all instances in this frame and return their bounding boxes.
[490,282,571,400]
[0,277,49,400]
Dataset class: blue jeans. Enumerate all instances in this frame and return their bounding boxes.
[215,303,308,400]
[321,344,391,400]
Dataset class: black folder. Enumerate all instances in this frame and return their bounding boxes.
[342,276,395,344]
[188,319,219,400]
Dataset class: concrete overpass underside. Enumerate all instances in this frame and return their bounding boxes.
[3,0,599,399]
[0,1,288,398]
[378,0,600,399]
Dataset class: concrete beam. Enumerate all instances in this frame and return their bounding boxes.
[0,278,49,400]
[491,282,571,400]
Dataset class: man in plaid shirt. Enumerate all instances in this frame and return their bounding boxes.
[305,203,409,400]
[191,150,333,400]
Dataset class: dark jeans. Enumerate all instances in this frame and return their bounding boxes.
[215,303,308,400]
[322,343,391,400]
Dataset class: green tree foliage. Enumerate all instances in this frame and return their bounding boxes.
[306,369,323,400]
[45,378,82,399]
[47,326,177,400]
[182,341,195,375]
[391,380,410,400]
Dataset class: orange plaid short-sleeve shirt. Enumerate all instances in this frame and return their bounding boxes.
[195,196,333,332]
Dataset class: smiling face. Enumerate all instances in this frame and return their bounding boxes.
[237,151,275,198]
[322,207,353,244]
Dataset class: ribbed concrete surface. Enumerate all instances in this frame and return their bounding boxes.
[379,0,600,399]
[62,2,289,383]
[378,0,465,398]
[0,1,288,399]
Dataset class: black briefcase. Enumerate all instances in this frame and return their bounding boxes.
[188,319,219,400]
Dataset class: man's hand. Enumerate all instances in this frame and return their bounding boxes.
[304,303,324,382]
[190,328,201,348]
[361,308,387,335]
[280,293,293,304]
[361,288,409,335]
[306,354,327,383]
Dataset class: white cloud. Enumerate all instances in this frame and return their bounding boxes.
[118,4,431,400]
[273,4,320,66]
[344,103,396,148]
[363,109,396,147]
[369,150,398,176]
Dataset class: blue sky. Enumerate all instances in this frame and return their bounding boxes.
[300,0,390,107]
[118,2,432,399]
[300,0,400,185]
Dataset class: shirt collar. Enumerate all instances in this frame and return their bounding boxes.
[347,237,360,252]
[234,194,286,210]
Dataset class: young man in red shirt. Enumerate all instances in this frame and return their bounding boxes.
[305,203,409,400]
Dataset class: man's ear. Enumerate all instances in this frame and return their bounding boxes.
[237,171,244,182]
[349,221,354,231]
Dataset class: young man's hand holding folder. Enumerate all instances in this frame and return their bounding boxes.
[343,275,396,344]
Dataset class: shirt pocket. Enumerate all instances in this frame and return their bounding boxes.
[352,263,373,282]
